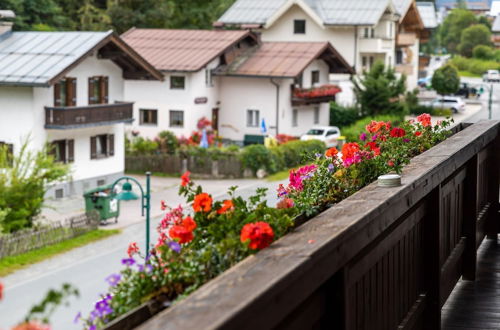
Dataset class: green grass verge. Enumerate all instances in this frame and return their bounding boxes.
[459,70,481,78]
[266,169,291,182]
[0,229,121,277]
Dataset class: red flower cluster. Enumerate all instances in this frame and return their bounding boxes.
[193,193,212,212]
[390,127,406,138]
[417,113,431,127]
[240,222,275,250]
[0,282,3,300]
[325,147,338,158]
[366,121,391,134]
[293,85,341,99]
[415,131,422,137]
[127,242,140,257]
[341,142,360,162]
[217,200,234,214]
[276,198,294,209]
[276,134,298,144]
[169,216,197,244]
[365,142,381,156]
[181,171,190,187]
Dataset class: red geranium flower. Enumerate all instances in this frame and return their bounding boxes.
[193,193,212,212]
[325,147,338,158]
[181,171,190,187]
[127,242,140,257]
[276,198,294,209]
[181,216,197,232]
[366,121,391,133]
[217,200,234,214]
[160,200,167,211]
[169,225,194,244]
[390,127,406,138]
[417,113,431,127]
[364,142,381,156]
[240,222,275,250]
[341,142,360,161]
[0,282,3,300]
[415,131,422,137]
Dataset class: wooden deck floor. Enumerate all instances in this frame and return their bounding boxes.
[442,236,500,330]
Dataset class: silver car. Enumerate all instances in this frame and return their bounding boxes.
[430,96,465,113]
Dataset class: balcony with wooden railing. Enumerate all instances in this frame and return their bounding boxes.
[45,102,133,129]
[291,84,341,106]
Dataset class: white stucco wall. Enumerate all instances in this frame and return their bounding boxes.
[0,54,127,196]
[261,5,356,67]
[218,60,330,141]
[124,58,220,139]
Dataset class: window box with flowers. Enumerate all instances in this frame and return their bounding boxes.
[77,115,500,330]
[291,84,342,106]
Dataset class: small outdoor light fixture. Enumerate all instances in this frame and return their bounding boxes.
[116,181,139,201]
[111,173,151,256]
[377,174,401,188]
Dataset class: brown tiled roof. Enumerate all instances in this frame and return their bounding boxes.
[215,42,353,78]
[121,28,252,72]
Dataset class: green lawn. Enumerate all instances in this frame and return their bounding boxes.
[0,229,120,277]
[459,70,481,78]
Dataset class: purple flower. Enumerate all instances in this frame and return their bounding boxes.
[105,274,121,287]
[121,258,135,266]
[372,134,378,142]
[403,138,410,143]
[168,241,182,253]
[145,264,153,273]
[328,163,335,173]
[315,153,322,158]
[89,325,96,330]
[89,310,100,322]
[95,297,113,317]
[360,132,367,141]
[73,311,81,324]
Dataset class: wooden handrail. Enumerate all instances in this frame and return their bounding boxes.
[45,102,133,128]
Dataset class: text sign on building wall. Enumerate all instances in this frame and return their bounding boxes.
[194,97,208,104]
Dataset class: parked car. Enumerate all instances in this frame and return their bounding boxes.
[300,126,341,147]
[483,70,500,82]
[455,82,470,98]
[430,96,465,113]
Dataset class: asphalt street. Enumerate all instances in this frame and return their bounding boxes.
[0,178,284,329]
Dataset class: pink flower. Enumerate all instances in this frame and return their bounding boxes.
[127,242,139,257]
[288,165,317,191]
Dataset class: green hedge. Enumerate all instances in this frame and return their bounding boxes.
[330,102,361,127]
[240,140,325,174]
[450,56,500,76]
[342,115,404,142]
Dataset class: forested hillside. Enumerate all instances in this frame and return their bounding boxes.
[0,0,236,33]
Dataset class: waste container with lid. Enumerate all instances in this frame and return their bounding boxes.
[83,184,120,223]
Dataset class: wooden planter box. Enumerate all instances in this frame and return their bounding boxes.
[107,121,500,330]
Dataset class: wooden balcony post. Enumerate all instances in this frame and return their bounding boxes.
[486,133,500,238]
[462,155,478,281]
[424,186,441,330]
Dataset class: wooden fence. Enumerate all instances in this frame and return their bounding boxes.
[133,120,500,330]
[0,211,99,258]
[125,155,243,178]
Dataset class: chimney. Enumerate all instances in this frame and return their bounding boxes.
[0,10,15,35]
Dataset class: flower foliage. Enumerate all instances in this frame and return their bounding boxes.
[82,115,452,328]
[279,115,452,216]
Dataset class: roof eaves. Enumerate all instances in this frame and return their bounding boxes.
[0,81,49,87]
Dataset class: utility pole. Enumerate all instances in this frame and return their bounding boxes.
[488,84,493,120]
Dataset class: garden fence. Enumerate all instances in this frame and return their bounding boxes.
[0,211,99,258]
[125,155,243,178]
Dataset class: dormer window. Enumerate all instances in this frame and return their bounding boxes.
[54,77,76,107]
[294,20,306,34]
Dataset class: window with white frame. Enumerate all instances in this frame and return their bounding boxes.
[139,109,158,125]
[313,107,320,124]
[169,110,184,127]
[292,109,298,127]
[170,76,185,89]
[311,70,320,85]
[246,109,259,127]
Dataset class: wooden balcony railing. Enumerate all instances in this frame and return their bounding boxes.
[126,121,500,330]
[291,84,341,106]
[45,102,133,129]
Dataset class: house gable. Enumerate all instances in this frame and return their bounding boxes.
[265,0,325,29]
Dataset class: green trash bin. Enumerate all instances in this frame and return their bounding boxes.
[83,184,120,223]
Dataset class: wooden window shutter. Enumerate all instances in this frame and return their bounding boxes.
[68,78,77,106]
[90,136,97,159]
[108,134,114,156]
[102,76,109,104]
[54,81,62,106]
[88,77,95,104]
[67,139,74,163]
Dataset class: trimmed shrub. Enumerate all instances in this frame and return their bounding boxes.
[240,144,274,174]
[473,45,494,60]
[450,56,500,76]
[330,102,360,127]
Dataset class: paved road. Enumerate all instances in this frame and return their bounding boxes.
[459,78,500,122]
[0,178,284,329]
